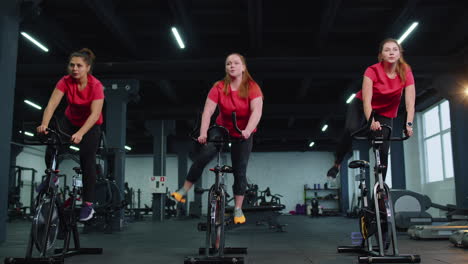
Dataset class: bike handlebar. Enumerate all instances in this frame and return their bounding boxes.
[41,127,72,146]
[231,112,243,135]
[190,111,244,143]
[351,111,409,142]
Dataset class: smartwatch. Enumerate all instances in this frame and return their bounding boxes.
[406,122,413,127]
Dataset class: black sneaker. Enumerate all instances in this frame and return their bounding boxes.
[79,203,95,221]
[327,166,339,178]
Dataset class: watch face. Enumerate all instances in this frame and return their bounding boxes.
[407,122,413,127]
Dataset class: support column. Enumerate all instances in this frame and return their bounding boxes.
[103,79,139,230]
[449,97,468,208]
[145,120,175,221]
[390,115,406,189]
[339,155,350,214]
[0,0,20,243]
[8,144,23,195]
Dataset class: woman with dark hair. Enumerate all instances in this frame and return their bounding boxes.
[171,53,263,224]
[327,38,416,180]
[37,48,104,221]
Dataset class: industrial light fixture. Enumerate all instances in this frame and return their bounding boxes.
[70,146,80,151]
[171,27,185,49]
[125,145,132,151]
[397,22,419,44]
[321,124,328,132]
[20,32,49,52]
[24,131,34,137]
[346,93,356,104]
[24,99,42,110]
[309,141,315,148]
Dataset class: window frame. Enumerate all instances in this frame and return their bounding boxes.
[421,100,453,183]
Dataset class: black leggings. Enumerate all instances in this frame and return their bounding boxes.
[187,136,253,196]
[45,116,101,203]
[334,99,392,179]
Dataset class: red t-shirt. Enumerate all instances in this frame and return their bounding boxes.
[356,62,414,118]
[207,80,263,137]
[56,74,105,126]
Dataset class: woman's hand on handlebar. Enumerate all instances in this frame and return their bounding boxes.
[405,125,414,137]
[71,132,84,144]
[197,133,207,144]
[37,124,49,134]
[241,130,251,139]
[370,119,382,131]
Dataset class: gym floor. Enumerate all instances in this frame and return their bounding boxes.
[1,216,466,264]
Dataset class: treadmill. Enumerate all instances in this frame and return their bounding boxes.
[390,189,468,239]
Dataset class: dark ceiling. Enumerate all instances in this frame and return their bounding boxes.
[12,0,468,154]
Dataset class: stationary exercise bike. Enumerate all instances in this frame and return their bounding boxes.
[5,123,103,264]
[184,112,247,264]
[337,112,421,263]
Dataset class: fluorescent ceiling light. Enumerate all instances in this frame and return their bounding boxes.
[171,27,185,49]
[397,22,419,44]
[70,146,80,151]
[24,99,42,110]
[321,124,328,132]
[24,131,34,137]
[309,142,315,148]
[20,32,49,52]
[125,145,132,151]
[346,93,356,104]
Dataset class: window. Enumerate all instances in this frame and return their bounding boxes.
[422,100,454,182]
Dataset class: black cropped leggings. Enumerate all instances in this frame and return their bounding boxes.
[334,100,393,179]
[187,136,253,196]
[45,116,101,203]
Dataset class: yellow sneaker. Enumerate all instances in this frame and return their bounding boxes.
[234,214,246,224]
[171,192,186,203]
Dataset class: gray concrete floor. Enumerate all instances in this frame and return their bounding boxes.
[1,215,467,264]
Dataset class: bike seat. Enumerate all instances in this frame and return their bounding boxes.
[349,160,370,169]
[208,125,229,143]
[73,167,82,174]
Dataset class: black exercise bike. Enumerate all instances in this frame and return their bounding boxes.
[337,112,421,263]
[185,112,247,264]
[5,125,103,264]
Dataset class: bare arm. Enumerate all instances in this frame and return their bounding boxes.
[404,84,416,136]
[37,88,64,133]
[243,97,263,139]
[72,99,104,143]
[198,98,218,144]
[361,76,373,121]
[361,76,382,131]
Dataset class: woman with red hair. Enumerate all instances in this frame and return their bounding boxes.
[327,38,416,180]
[172,53,263,224]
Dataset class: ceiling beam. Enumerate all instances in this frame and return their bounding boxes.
[247,0,263,51]
[288,78,313,128]
[441,14,468,55]
[82,0,138,57]
[157,80,180,104]
[16,56,456,78]
[317,0,342,51]
[126,104,346,120]
[385,0,420,38]
[168,0,196,51]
